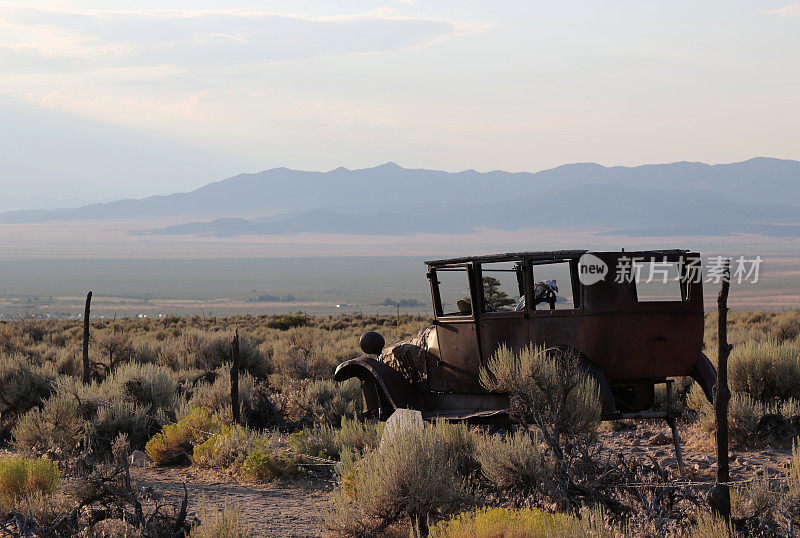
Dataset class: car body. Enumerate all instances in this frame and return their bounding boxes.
[334,249,717,421]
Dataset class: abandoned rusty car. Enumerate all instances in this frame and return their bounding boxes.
[334,250,717,430]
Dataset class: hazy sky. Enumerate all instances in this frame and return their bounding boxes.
[1,1,799,199]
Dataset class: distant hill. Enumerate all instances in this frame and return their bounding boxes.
[146,183,800,237]
[3,157,799,237]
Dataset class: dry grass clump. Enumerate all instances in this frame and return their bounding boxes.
[100,361,178,413]
[429,506,613,538]
[789,439,800,506]
[189,500,254,538]
[692,513,741,537]
[688,383,800,448]
[164,330,268,377]
[188,365,255,421]
[729,339,800,401]
[338,417,382,457]
[283,378,360,427]
[475,430,553,493]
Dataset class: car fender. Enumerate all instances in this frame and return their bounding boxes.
[334,357,418,410]
[690,352,717,404]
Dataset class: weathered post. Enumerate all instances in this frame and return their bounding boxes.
[231,327,240,425]
[709,259,732,521]
[82,291,92,384]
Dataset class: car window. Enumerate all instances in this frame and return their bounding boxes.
[434,267,473,316]
[479,262,524,313]
[531,261,577,310]
[632,258,686,302]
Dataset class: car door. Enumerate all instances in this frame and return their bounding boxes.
[427,264,483,392]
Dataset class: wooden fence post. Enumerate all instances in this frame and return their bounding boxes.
[231,327,240,425]
[709,259,732,521]
[82,291,92,384]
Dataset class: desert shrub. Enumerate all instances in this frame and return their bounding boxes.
[729,339,800,401]
[290,426,339,460]
[324,424,467,534]
[188,366,255,422]
[268,328,346,380]
[0,354,56,415]
[12,394,84,456]
[241,435,299,481]
[101,361,178,414]
[338,417,382,457]
[732,478,777,522]
[189,500,254,538]
[283,378,359,427]
[145,407,221,465]
[193,424,257,468]
[267,313,309,331]
[88,399,157,455]
[241,383,283,430]
[429,506,611,538]
[480,345,600,457]
[476,429,553,492]
[0,456,60,502]
[179,332,267,377]
[94,333,134,375]
[688,384,800,448]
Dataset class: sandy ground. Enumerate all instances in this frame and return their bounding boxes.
[133,466,331,537]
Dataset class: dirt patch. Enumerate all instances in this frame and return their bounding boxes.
[133,466,331,537]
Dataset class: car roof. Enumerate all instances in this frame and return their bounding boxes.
[424,249,693,266]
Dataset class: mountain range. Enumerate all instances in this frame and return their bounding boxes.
[2,157,799,237]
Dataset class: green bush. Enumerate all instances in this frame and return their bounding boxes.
[267,313,309,331]
[241,436,299,481]
[193,425,257,468]
[145,408,221,465]
[289,426,338,460]
[0,354,56,415]
[0,456,60,502]
[12,394,84,456]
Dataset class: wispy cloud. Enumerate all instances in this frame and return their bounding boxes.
[0,4,487,68]
[765,5,800,16]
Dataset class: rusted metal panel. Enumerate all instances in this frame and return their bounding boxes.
[433,319,483,393]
